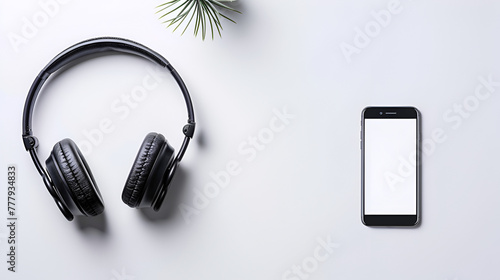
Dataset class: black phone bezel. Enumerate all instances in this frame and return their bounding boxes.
[361,106,420,227]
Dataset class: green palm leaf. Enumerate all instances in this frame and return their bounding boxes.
[156,0,241,40]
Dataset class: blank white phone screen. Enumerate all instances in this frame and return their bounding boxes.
[364,119,416,215]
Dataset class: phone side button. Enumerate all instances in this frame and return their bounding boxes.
[360,140,362,150]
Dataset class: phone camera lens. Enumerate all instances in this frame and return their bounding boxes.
[379,112,383,115]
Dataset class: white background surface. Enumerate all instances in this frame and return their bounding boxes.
[0,0,500,279]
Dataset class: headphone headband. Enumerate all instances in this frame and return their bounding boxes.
[43,37,169,74]
[23,37,195,138]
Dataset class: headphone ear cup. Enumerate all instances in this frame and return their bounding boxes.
[45,139,104,217]
[122,132,174,208]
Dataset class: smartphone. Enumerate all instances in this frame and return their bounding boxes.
[361,107,420,226]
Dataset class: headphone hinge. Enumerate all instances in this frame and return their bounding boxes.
[182,123,195,138]
[22,135,39,151]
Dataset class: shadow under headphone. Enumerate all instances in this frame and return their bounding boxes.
[22,37,196,221]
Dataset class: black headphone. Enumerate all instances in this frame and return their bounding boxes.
[22,37,196,221]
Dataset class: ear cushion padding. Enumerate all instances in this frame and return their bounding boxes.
[122,133,167,208]
[50,139,104,216]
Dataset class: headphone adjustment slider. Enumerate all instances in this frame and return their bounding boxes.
[182,123,196,138]
[22,135,39,151]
